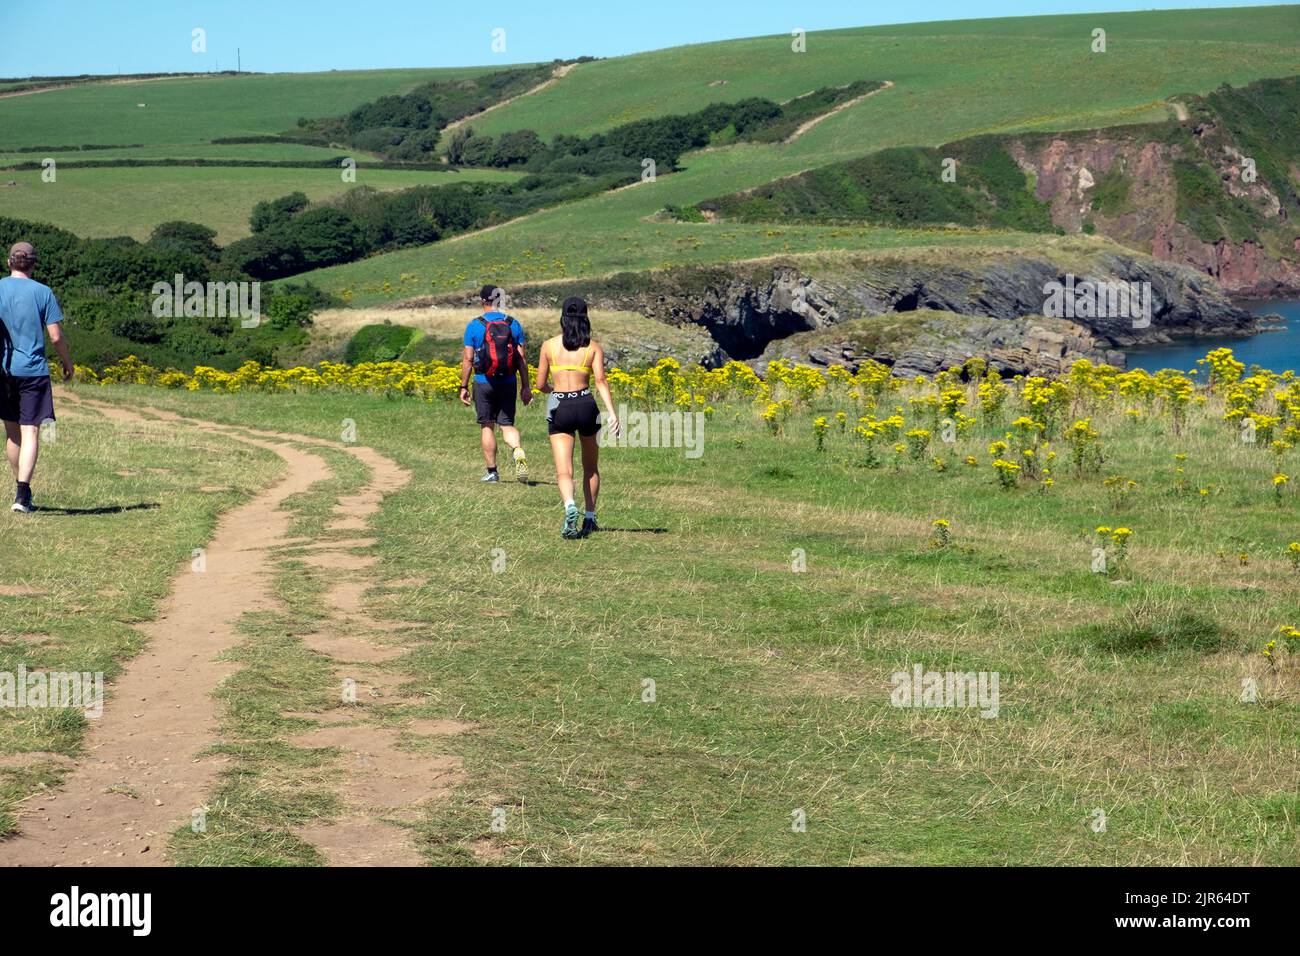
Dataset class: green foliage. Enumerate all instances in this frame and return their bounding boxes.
[704,136,1053,232]
[250,191,309,234]
[295,63,558,162]
[223,206,367,279]
[1089,165,1133,216]
[344,323,420,363]
[222,169,620,284]
[1203,77,1300,214]
[662,203,707,223]
[492,129,545,167]
[457,83,881,177]
[0,215,324,371]
[265,293,315,331]
[147,221,220,261]
[1172,157,1258,244]
[741,80,882,142]
[344,93,433,134]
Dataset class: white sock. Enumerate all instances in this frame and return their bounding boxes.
[564,499,576,510]
[585,511,596,520]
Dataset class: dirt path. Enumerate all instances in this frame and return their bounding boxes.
[0,396,440,866]
[442,62,578,136]
[784,80,894,143]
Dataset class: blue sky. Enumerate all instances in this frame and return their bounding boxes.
[0,1,1279,77]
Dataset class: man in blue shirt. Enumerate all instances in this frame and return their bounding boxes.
[458,284,532,482]
[1,241,74,513]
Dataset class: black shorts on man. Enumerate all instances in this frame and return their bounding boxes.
[546,388,600,437]
[473,377,517,427]
[0,375,55,426]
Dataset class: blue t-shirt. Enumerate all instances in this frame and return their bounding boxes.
[0,276,63,377]
[464,312,525,384]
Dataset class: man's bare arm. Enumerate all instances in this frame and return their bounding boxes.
[47,323,73,381]
[458,345,474,406]
[517,343,532,404]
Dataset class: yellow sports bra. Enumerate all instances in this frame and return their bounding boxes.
[548,340,593,373]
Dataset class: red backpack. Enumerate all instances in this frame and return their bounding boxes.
[474,315,519,377]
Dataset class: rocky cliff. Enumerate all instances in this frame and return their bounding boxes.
[424,244,1265,374]
[702,75,1300,298]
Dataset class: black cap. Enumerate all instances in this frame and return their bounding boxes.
[561,296,588,318]
[480,284,501,304]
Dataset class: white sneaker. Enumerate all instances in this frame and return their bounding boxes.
[513,446,529,482]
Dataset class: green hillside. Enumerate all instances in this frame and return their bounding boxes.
[0,68,496,150]
[462,8,1300,143]
[0,66,512,241]
[303,6,1300,302]
[0,166,520,243]
[1,7,1298,310]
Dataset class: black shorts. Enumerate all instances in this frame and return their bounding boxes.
[0,375,55,426]
[473,377,517,427]
[547,389,600,437]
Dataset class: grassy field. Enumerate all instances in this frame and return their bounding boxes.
[300,6,1300,300]
[0,166,520,243]
[2,356,1297,864]
[462,8,1300,143]
[0,142,364,166]
[0,68,496,151]
[4,9,1297,293]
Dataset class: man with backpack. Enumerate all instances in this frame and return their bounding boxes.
[459,285,532,482]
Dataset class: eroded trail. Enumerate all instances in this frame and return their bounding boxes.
[0,397,436,866]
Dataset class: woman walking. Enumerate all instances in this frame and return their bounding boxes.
[534,297,619,538]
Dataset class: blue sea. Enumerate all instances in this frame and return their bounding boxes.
[1124,299,1300,374]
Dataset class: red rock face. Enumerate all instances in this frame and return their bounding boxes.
[1164,235,1300,298]
[1012,131,1300,297]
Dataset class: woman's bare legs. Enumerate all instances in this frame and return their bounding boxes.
[579,433,600,513]
[549,432,575,505]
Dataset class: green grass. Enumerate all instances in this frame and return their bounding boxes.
[3,374,1293,865]
[462,9,1300,143]
[7,9,1299,296]
[298,6,1300,300]
[0,166,520,242]
[0,68,499,152]
[0,400,284,836]
[0,142,360,165]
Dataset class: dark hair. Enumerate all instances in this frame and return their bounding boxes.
[480,284,501,307]
[560,296,590,351]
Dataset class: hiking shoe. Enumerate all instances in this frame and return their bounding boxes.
[481,470,500,483]
[513,447,529,482]
[580,517,598,537]
[561,504,581,539]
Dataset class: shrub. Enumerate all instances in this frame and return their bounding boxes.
[250,192,309,234]
[344,323,420,364]
[148,221,220,262]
